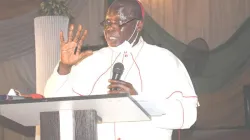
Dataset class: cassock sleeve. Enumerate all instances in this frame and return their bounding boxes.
[43,63,75,98]
[142,51,199,130]
[43,52,103,97]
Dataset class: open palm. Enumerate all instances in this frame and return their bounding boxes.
[60,24,93,66]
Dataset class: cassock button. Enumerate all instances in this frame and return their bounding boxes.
[124,51,128,57]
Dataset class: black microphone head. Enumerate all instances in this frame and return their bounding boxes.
[112,62,124,80]
[111,63,124,91]
[113,62,124,75]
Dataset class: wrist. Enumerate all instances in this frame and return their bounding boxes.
[58,62,72,75]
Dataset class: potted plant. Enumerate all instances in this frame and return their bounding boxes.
[38,0,72,18]
[34,0,72,95]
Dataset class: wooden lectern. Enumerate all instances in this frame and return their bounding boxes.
[0,93,152,140]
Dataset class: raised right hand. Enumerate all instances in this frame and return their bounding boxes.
[60,24,93,66]
[58,24,93,75]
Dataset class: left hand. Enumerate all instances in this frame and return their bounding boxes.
[107,79,138,95]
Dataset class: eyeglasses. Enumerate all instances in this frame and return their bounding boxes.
[100,18,138,28]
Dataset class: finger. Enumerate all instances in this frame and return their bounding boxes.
[108,84,127,94]
[108,84,128,89]
[60,31,65,45]
[78,30,88,47]
[68,24,74,42]
[109,79,131,86]
[108,84,129,91]
[108,89,127,94]
[74,42,93,54]
[73,25,82,43]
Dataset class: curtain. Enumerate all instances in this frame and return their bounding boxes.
[141,0,250,50]
[0,0,39,20]
[0,11,37,94]
[107,0,114,6]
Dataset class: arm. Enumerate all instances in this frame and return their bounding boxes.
[43,62,73,98]
[44,24,92,98]
[148,55,198,129]
[150,94,198,129]
[44,53,100,98]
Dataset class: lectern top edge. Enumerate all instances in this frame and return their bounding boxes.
[0,93,151,120]
[0,93,131,105]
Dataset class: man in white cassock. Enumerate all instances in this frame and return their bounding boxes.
[44,0,199,139]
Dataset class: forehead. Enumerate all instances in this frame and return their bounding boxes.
[106,4,133,21]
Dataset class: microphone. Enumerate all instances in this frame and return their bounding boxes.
[111,62,124,91]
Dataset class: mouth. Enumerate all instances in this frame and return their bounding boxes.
[105,31,119,39]
[104,31,120,46]
[106,33,119,41]
[109,36,117,40]
[106,36,119,47]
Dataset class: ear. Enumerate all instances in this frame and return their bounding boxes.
[137,20,144,32]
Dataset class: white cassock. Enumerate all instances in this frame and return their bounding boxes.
[44,37,199,140]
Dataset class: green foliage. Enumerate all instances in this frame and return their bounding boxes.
[38,0,72,18]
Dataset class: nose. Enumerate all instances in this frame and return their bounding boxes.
[105,25,119,34]
[105,24,119,31]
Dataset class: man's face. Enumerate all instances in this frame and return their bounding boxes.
[102,6,138,47]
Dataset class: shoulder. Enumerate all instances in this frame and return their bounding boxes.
[140,40,191,80]
[141,41,181,67]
